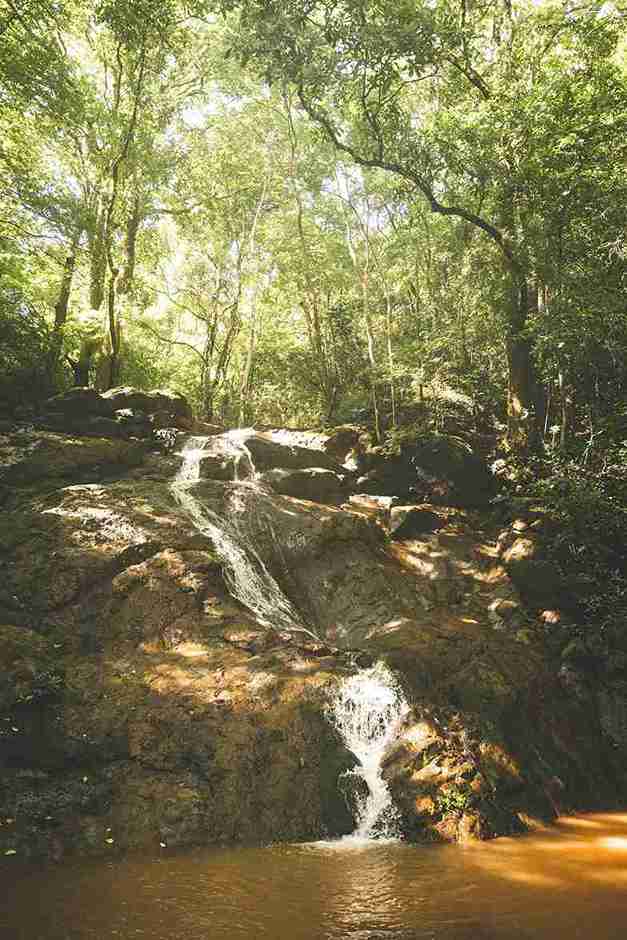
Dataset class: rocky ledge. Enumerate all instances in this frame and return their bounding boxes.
[0,415,624,862]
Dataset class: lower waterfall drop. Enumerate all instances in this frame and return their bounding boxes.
[329,662,410,842]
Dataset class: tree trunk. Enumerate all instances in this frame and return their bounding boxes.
[505,280,543,453]
[67,356,89,386]
[558,369,572,451]
[118,194,142,295]
[106,268,121,389]
[89,202,107,311]
[384,288,397,429]
[48,230,81,381]
[238,309,257,427]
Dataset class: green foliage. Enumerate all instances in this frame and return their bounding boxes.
[436,785,470,817]
[521,446,627,665]
[0,292,54,412]
[0,0,624,462]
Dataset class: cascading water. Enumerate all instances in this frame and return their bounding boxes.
[171,434,321,640]
[174,437,407,842]
[328,662,410,842]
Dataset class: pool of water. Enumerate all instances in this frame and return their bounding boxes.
[2,814,627,939]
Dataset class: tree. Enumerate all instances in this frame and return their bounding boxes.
[222,0,627,450]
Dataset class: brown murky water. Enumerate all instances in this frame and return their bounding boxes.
[2,814,627,939]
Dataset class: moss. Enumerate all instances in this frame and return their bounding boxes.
[436,784,470,816]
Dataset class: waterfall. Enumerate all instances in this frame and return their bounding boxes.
[220,428,257,482]
[171,435,321,641]
[328,662,410,842]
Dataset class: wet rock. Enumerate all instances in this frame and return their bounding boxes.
[0,421,623,860]
[338,770,369,819]
[258,468,345,503]
[196,451,240,481]
[191,480,421,648]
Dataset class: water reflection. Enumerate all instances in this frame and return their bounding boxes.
[2,815,627,939]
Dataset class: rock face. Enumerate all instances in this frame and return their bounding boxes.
[0,427,623,862]
[369,616,619,842]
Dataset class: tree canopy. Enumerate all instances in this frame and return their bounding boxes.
[1,0,625,451]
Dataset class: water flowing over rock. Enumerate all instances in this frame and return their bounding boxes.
[328,663,410,841]
[0,424,624,862]
[171,435,320,640]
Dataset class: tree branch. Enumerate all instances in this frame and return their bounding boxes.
[138,320,206,361]
[296,85,515,268]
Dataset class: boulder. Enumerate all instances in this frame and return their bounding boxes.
[322,425,364,464]
[102,388,193,429]
[499,533,569,611]
[40,388,194,435]
[243,433,342,473]
[348,494,398,525]
[505,558,568,610]
[115,409,152,435]
[356,434,495,507]
[193,421,225,436]
[367,617,621,842]
[195,452,239,482]
[0,431,145,487]
[389,506,445,540]
[258,468,345,503]
[42,387,114,419]
[83,416,127,438]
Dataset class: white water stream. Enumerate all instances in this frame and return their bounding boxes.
[172,435,408,842]
[328,662,410,842]
[171,435,320,640]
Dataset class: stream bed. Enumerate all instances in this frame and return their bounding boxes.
[2,814,627,939]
